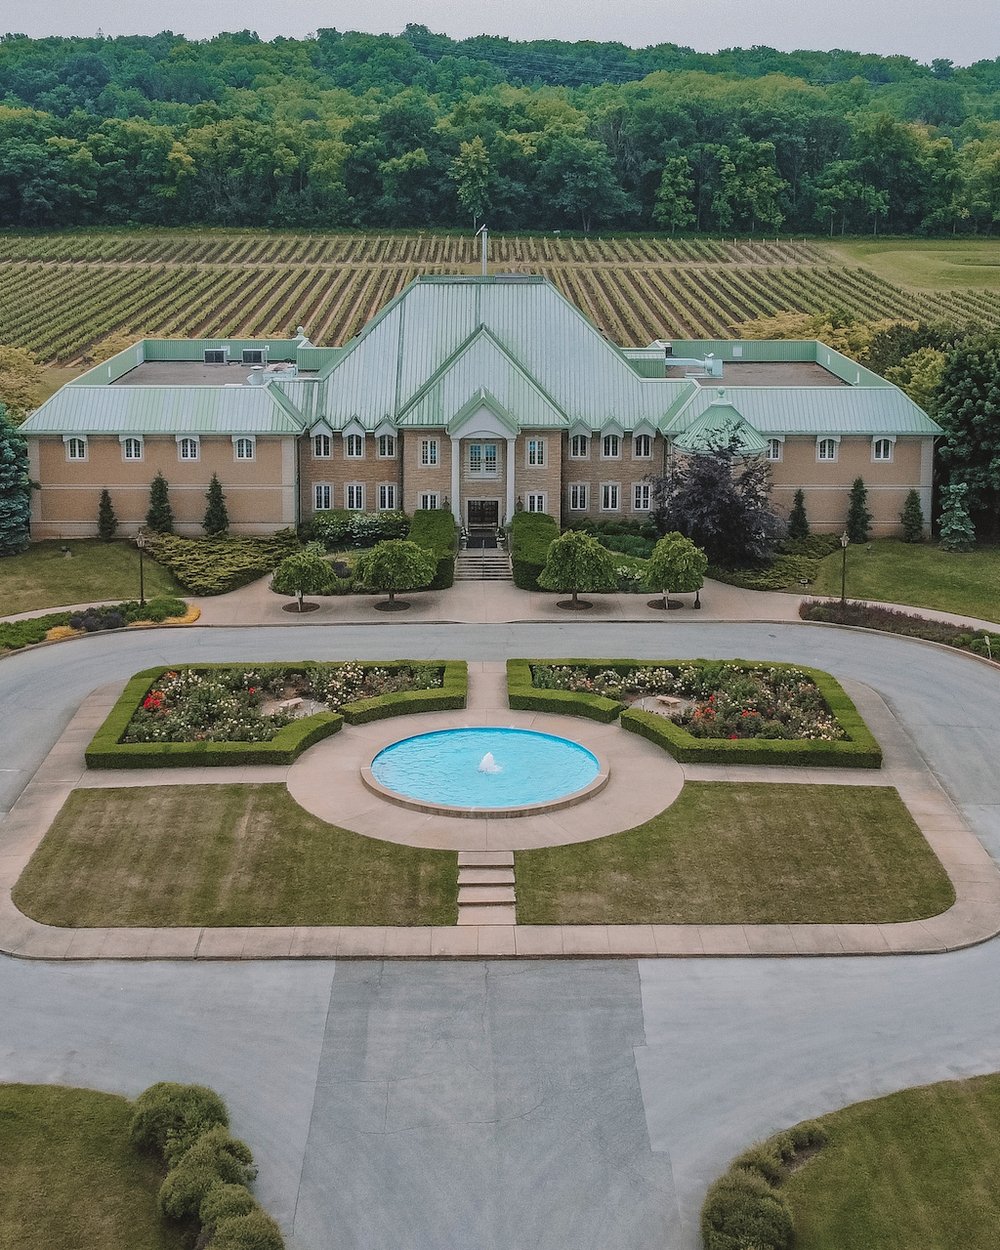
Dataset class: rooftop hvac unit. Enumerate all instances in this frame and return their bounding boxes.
[204,347,229,364]
[242,348,267,365]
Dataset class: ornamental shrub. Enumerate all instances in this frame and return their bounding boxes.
[129,1082,229,1162]
[537,529,618,604]
[212,1209,286,1250]
[509,510,559,589]
[408,508,458,588]
[900,489,925,542]
[146,471,174,534]
[310,509,409,548]
[846,477,872,544]
[701,1168,794,1250]
[200,1181,258,1230]
[203,473,229,536]
[787,488,809,540]
[353,538,436,602]
[271,544,336,607]
[145,530,300,594]
[98,488,118,541]
[938,482,976,552]
[158,1127,256,1220]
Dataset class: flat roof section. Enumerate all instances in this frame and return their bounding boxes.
[111,362,277,387]
[666,361,847,387]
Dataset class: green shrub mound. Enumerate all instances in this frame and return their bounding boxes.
[408,508,458,589]
[158,1126,256,1220]
[701,1122,827,1250]
[0,596,187,653]
[509,510,559,589]
[144,531,300,595]
[308,508,409,548]
[709,534,841,591]
[129,1081,229,1164]
[212,1209,286,1250]
[200,1181,257,1229]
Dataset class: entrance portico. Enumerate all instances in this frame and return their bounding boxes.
[448,396,518,530]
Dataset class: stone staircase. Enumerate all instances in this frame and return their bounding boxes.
[455,547,512,581]
[457,851,516,924]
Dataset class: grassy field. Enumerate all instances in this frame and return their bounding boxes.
[829,237,1000,291]
[0,539,181,615]
[809,539,1000,624]
[0,1084,181,1250]
[13,784,458,927]
[784,1075,1000,1249]
[515,783,952,924]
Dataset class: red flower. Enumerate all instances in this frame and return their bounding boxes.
[729,733,739,739]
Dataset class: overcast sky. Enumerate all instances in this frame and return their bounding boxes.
[1,0,995,66]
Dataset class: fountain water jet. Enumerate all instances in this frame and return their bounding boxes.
[478,752,502,774]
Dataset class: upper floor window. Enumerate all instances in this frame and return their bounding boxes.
[178,437,199,461]
[873,438,893,462]
[602,434,621,459]
[633,433,652,459]
[66,436,87,461]
[377,434,396,459]
[468,442,497,474]
[766,438,783,462]
[122,437,142,462]
[817,438,837,462]
[569,434,589,459]
[345,434,364,458]
[234,437,255,461]
[420,439,439,467]
[526,438,546,467]
[313,434,331,459]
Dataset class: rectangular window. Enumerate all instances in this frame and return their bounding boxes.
[526,438,546,467]
[345,483,365,510]
[601,482,620,511]
[569,434,589,459]
[569,483,588,511]
[345,433,364,458]
[633,483,651,511]
[602,434,621,459]
[468,442,498,474]
[203,348,227,364]
[766,438,783,462]
[241,348,265,365]
[377,434,396,459]
[420,492,439,511]
[420,439,439,467]
[633,433,652,459]
[314,484,332,511]
[234,437,255,461]
[178,437,199,461]
[526,493,546,513]
[873,438,893,462]
[817,438,837,462]
[122,437,142,462]
[66,437,87,461]
[313,434,331,459]
[378,483,396,511]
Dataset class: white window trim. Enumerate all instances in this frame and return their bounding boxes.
[816,436,840,463]
[345,482,365,511]
[526,492,547,513]
[525,438,547,468]
[468,442,499,476]
[119,435,143,462]
[569,482,588,511]
[176,435,200,462]
[632,482,652,511]
[632,433,653,460]
[377,434,396,459]
[344,433,365,459]
[313,483,332,511]
[765,437,783,462]
[420,439,439,467]
[420,492,440,510]
[872,436,896,463]
[232,435,256,461]
[602,434,621,460]
[64,435,88,462]
[569,434,590,460]
[601,481,621,511]
[312,434,331,459]
[378,482,397,511]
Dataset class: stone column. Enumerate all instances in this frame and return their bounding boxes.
[505,437,516,525]
[450,434,461,525]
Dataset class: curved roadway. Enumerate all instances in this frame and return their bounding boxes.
[2,621,1000,1249]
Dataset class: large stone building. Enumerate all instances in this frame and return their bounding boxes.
[21,274,940,538]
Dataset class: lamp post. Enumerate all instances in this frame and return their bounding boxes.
[840,529,849,607]
[135,530,146,608]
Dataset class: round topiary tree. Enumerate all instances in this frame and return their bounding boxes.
[146,471,174,534]
[271,545,333,612]
[900,489,925,543]
[644,532,708,610]
[786,488,809,541]
[98,488,118,541]
[0,407,31,555]
[128,1082,229,1163]
[353,538,436,611]
[537,529,618,609]
[938,482,976,552]
[202,473,229,536]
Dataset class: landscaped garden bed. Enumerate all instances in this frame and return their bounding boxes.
[85,660,467,768]
[13,784,458,927]
[142,530,299,595]
[515,782,952,925]
[507,658,882,767]
[0,596,192,654]
[801,598,1000,660]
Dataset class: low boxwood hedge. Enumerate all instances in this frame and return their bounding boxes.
[85,661,468,769]
[409,509,458,590]
[509,511,559,590]
[507,658,882,768]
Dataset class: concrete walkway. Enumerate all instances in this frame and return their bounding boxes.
[3,661,998,960]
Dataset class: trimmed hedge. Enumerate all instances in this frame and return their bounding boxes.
[341,660,467,724]
[409,508,458,589]
[510,511,560,589]
[85,660,468,768]
[507,658,882,768]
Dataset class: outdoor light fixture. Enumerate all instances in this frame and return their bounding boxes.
[135,529,147,607]
[840,530,849,606]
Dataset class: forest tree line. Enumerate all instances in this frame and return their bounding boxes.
[0,26,998,233]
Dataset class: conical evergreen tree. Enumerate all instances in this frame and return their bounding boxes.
[846,477,872,544]
[202,473,229,536]
[900,489,924,543]
[145,471,174,534]
[787,489,809,540]
[97,488,118,541]
[938,483,976,552]
[0,406,31,556]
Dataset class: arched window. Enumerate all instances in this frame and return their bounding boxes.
[602,433,621,459]
[817,438,837,462]
[66,437,87,461]
[345,434,364,458]
[873,438,893,462]
[122,438,142,462]
[633,433,652,459]
[178,437,199,461]
[766,438,782,462]
[234,437,255,461]
[313,434,331,459]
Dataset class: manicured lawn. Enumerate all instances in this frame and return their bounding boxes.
[808,539,1000,624]
[515,783,952,924]
[0,1084,181,1250]
[13,784,458,927]
[826,238,1000,291]
[784,1075,1000,1249]
[0,540,181,615]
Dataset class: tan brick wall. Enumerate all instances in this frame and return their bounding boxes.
[401,430,451,512]
[514,432,563,524]
[299,433,402,517]
[560,432,664,522]
[31,435,293,537]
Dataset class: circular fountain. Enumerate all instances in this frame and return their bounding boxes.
[362,726,609,818]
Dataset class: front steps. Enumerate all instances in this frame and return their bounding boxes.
[457,850,516,924]
[455,548,512,581]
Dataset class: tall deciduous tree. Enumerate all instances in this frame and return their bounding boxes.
[538,529,618,607]
[644,532,707,608]
[271,544,333,611]
[934,336,1000,537]
[652,156,694,232]
[0,344,44,423]
[145,471,174,534]
[0,405,31,555]
[354,538,436,608]
[449,136,491,227]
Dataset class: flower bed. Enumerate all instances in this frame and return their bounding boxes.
[86,661,467,769]
[507,658,882,767]
[800,598,1000,659]
[0,597,189,654]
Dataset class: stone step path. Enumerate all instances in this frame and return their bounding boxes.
[457,850,516,925]
[455,549,513,581]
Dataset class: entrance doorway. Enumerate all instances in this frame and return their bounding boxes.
[467,499,500,548]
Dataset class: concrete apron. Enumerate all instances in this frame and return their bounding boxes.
[1,665,999,961]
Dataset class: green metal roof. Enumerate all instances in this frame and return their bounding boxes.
[673,400,769,455]
[20,385,303,436]
[667,386,941,437]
